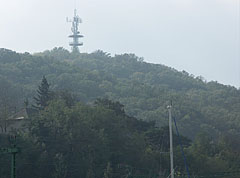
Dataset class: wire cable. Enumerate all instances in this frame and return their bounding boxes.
[173,117,190,178]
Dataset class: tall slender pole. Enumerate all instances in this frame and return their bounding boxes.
[168,103,174,178]
[0,136,19,178]
[11,151,16,178]
[11,136,17,178]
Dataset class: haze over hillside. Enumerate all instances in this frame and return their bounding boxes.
[0,47,240,178]
[0,1,239,177]
[0,0,239,87]
[0,47,239,139]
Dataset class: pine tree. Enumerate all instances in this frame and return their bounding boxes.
[33,76,51,110]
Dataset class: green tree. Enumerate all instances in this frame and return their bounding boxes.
[33,76,51,110]
[95,98,125,116]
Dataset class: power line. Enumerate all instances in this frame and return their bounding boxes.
[173,116,190,178]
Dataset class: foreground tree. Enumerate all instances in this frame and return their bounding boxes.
[32,76,51,110]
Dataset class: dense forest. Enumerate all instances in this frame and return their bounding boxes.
[0,47,240,178]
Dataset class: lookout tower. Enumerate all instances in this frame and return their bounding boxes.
[67,9,83,53]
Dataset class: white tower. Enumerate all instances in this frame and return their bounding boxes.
[67,9,83,53]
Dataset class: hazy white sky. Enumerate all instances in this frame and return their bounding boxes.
[0,0,239,87]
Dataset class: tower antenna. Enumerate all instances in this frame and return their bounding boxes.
[67,4,83,53]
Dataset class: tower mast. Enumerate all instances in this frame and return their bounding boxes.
[67,8,83,53]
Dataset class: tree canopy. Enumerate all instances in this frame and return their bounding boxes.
[0,48,239,178]
[32,76,51,110]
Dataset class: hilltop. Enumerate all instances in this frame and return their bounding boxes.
[0,47,239,140]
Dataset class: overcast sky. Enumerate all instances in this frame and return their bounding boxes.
[0,0,239,88]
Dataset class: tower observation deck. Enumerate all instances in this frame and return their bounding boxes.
[67,9,83,53]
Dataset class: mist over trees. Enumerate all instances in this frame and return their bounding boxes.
[0,47,240,178]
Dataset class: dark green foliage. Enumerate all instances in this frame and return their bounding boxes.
[36,47,71,61]
[95,98,125,115]
[0,48,240,177]
[32,76,51,110]
[0,48,20,63]
[145,127,191,152]
[52,90,77,108]
[21,99,162,178]
[0,48,239,140]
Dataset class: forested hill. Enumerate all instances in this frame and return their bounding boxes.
[0,47,239,139]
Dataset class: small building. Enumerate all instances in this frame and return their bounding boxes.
[0,108,35,135]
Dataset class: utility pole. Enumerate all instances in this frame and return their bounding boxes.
[0,136,19,178]
[167,102,174,178]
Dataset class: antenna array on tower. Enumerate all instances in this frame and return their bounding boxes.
[67,9,83,53]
